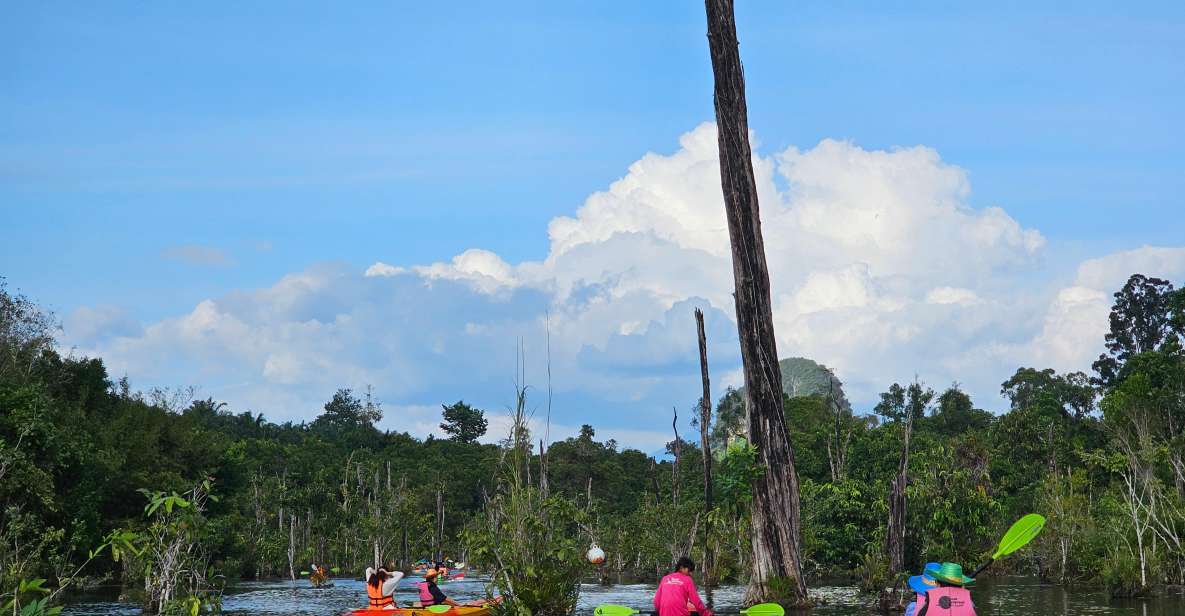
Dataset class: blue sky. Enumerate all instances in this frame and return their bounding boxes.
[3,2,1184,450]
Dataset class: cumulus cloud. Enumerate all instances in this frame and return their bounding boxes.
[61,124,1185,450]
[1021,246,1185,372]
[364,262,405,277]
[63,305,142,346]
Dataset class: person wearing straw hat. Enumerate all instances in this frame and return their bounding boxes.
[416,569,461,608]
[916,562,976,616]
[904,562,940,616]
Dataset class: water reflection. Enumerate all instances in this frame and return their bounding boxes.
[61,575,1185,616]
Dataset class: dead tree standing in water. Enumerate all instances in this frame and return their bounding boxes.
[672,407,682,506]
[886,410,914,575]
[704,0,809,605]
[434,486,445,562]
[696,308,715,589]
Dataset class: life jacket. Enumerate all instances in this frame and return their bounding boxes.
[417,581,436,605]
[918,587,974,616]
[367,581,394,608]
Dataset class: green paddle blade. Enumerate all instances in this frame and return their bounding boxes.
[425,606,453,614]
[594,606,640,616]
[300,571,309,576]
[992,513,1046,559]
[740,604,786,616]
[331,567,341,573]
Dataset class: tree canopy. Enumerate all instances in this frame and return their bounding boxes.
[440,400,488,444]
[2,272,1184,600]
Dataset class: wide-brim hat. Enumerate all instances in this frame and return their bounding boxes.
[908,562,941,594]
[924,562,974,586]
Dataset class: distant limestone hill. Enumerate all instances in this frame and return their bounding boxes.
[778,357,852,413]
[709,357,851,451]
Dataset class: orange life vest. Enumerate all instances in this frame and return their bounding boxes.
[367,581,394,608]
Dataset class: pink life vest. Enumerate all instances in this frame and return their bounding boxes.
[417,581,435,605]
[919,587,974,616]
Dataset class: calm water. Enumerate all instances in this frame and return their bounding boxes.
[61,574,1185,616]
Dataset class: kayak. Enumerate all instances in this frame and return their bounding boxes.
[350,606,492,616]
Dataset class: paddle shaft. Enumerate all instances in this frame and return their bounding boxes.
[629,612,738,616]
[970,557,993,578]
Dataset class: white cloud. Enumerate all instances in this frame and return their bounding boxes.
[63,305,142,345]
[412,249,521,295]
[61,124,1185,449]
[1073,246,1185,291]
[925,287,982,306]
[1021,246,1185,372]
[791,265,877,314]
[365,262,405,277]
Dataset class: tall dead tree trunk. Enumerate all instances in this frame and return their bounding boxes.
[696,308,715,587]
[288,513,297,581]
[539,439,549,497]
[886,413,914,575]
[704,0,808,605]
[672,407,682,506]
[650,458,662,506]
[435,487,445,561]
[826,380,852,483]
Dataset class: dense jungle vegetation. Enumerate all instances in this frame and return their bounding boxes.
[2,273,1184,612]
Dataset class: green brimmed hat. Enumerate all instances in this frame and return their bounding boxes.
[924,562,974,586]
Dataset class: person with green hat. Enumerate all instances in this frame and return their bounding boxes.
[916,562,976,616]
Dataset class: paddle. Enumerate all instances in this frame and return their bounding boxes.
[594,603,785,616]
[424,603,489,613]
[970,513,1046,578]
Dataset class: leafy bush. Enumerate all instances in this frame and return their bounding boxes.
[1100,549,1151,598]
[800,478,881,574]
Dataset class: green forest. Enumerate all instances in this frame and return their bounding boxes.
[2,272,1184,613]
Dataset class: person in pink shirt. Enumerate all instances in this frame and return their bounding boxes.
[654,557,712,616]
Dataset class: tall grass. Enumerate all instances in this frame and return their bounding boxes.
[464,382,588,616]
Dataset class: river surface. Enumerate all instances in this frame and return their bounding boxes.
[61,573,1185,616]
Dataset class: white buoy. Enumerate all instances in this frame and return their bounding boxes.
[586,543,605,565]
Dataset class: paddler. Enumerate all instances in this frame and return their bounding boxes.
[364,567,405,610]
[915,562,976,616]
[653,557,711,616]
[905,562,940,616]
[417,569,462,608]
[414,569,496,609]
